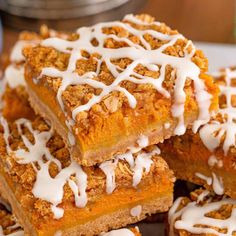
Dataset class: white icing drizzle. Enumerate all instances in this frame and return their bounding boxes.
[195,172,212,185]
[195,172,224,195]
[169,191,236,236]
[196,190,210,203]
[130,205,142,217]
[100,228,135,236]
[168,197,183,236]
[132,149,157,187]
[99,159,118,194]
[200,68,236,155]
[33,160,87,219]
[10,40,39,62]
[212,173,224,195]
[3,39,39,90]
[14,118,56,165]
[37,14,211,137]
[136,135,149,148]
[208,155,223,168]
[100,135,159,193]
[0,117,87,219]
[3,32,64,90]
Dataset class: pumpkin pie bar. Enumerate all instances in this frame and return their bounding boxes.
[0,75,174,235]
[160,67,236,198]
[168,188,236,236]
[23,14,218,166]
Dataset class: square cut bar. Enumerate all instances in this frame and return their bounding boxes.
[0,81,174,236]
[168,189,236,236]
[160,68,236,198]
[23,14,219,166]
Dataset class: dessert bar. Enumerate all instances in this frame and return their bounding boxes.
[161,68,236,198]
[23,14,218,166]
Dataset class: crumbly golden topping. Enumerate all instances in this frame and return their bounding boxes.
[23,14,217,137]
[169,189,236,236]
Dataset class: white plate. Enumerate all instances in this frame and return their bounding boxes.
[195,42,236,72]
[135,42,236,236]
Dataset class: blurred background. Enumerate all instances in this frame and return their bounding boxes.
[0,0,235,54]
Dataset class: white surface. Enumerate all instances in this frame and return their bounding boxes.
[136,42,236,236]
[195,42,236,72]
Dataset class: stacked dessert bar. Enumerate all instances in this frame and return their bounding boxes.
[161,67,236,198]
[165,67,236,235]
[0,14,219,235]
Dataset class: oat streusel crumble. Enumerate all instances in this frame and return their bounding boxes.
[23,14,219,166]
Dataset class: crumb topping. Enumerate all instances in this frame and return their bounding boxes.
[23,14,215,139]
[168,189,236,236]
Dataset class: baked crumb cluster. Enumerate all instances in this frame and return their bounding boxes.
[0,202,23,235]
[24,14,216,137]
[169,189,236,236]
